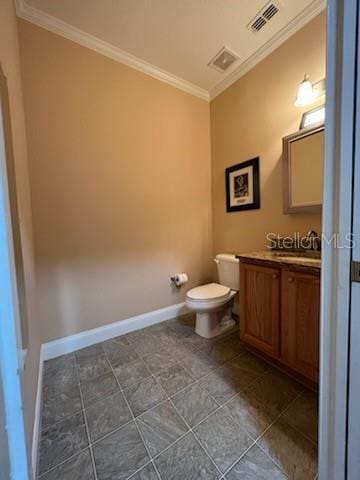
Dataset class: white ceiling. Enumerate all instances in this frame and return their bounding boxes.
[16,0,325,100]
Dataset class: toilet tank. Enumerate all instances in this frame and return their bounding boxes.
[215,253,239,291]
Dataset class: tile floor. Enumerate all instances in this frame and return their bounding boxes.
[37,314,318,480]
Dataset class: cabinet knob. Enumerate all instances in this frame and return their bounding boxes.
[272,273,278,279]
[288,277,294,283]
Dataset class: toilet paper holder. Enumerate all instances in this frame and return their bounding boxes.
[170,273,188,288]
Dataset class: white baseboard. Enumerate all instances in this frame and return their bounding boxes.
[31,346,44,480]
[42,302,187,361]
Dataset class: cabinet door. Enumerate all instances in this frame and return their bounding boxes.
[281,270,320,382]
[240,263,280,358]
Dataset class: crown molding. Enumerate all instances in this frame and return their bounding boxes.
[15,0,210,102]
[15,0,326,103]
[209,0,326,100]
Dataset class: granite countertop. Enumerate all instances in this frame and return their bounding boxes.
[236,250,321,274]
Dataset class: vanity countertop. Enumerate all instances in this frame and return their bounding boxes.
[236,250,321,275]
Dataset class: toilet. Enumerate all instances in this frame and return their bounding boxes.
[186,253,239,338]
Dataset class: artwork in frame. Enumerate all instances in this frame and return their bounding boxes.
[225,157,260,212]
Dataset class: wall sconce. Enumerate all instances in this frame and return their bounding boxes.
[294,74,325,107]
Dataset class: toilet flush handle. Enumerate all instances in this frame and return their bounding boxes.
[214,259,220,264]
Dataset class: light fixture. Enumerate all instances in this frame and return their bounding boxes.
[294,74,316,107]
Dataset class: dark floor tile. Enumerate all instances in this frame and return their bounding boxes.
[164,342,195,361]
[124,377,166,417]
[143,348,178,374]
[39,449,95,480]
[219,332,246,356]
[258,418,318,480]
[156,327,181,348]
[125,329,151,344]
[41,384,82,430]
[132,337,164,357]
[77,354,111,382]
[194,409,253,473]
[172,383,218,427]
[113,359,151,389]
[247,371,303,414]
[180,351,217,379]
[130,462,159,480]
[225,389,279,440]
[85,391,132,442]
[43,354,77,393]
[222,331,243,346]
[74,344,104,362]
[182,333,214,350]
[221,352,268,381]
[226,445,287,480]
[146,322,169,334]
[156,364,194,396]
[137,400,188,456]
[281,390,318,443]
[154,433,220,480]
[103,342,138,366]
[81,372,119,406]
[93,422,149,480]
[38,412,88,475]
[167,313,195,331]
[202,339,241,365]
[199,368,244,405]
[43,354,75,377]
[102,335,129,350]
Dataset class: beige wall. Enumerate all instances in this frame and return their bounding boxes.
[0,0,39,459]
[210,13,325,255]
[0,6,326,466]
[18,20,212,342]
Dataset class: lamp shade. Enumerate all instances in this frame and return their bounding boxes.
[295,75,316,107]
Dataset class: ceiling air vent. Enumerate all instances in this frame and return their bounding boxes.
[248,2,280,33]
[208,46,240,73]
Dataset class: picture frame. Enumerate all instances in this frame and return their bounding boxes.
[225,157,260,212]
[300,104,325,129]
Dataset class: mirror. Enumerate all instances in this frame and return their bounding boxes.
[282,123,324,214]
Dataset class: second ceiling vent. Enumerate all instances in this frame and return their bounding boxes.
[248,1,280,33]
[208,46,240,73]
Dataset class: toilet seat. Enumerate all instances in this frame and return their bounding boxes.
[187,283,230,301]
[186,283,231,302]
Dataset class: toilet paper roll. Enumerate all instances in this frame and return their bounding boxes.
[172,273,189,287]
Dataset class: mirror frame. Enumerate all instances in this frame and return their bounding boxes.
[282,122,324,214]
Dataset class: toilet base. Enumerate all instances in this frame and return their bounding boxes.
[195,305,236,338]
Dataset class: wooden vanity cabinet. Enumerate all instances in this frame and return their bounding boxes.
[281,270,320,383]
[240,261,320,384]
[239,263,280,359]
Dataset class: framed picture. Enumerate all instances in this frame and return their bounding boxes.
[225,157,260,212]
[300,105,325,129]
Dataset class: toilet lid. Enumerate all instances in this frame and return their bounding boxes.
[187,283,231,301]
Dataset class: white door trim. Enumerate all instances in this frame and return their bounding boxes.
[319,1,358,479]
[346,0,360,476]
[0,80,29,478]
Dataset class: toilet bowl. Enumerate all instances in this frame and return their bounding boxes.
[185,254,239,338]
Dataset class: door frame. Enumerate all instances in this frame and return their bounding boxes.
[0,67,29,479]
[319,0,358,478]
[346,0,360,476]
[0,2,358,479]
